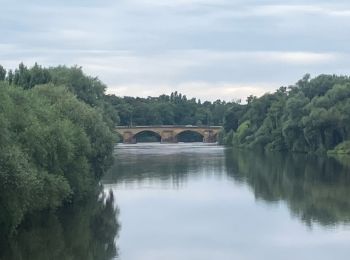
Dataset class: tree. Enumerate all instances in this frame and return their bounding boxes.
[0,81,115,234]
[6,70,13,85]
[0,65,6,81]
[223,74,350,154]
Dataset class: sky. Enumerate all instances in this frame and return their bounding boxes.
[1,0,350,101]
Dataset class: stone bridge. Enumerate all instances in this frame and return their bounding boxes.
[116,125,222,144]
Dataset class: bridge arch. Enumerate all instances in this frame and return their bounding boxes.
[133,130,161,143]
[175,129,204,142]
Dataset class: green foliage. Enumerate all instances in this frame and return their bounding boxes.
[328,141,350,155]
[2,63,237,129]
[0,82,115,234]
[12,63,51,89]
[48,66,105,107]
[223,75,350,154]
[218,130,233,145]
[223,103,245,132]
[0,65,6,81]
[106,91,233,126]
[232,120,251,146]
[3,63,120,130]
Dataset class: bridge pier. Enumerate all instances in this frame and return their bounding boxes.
[203,130,217,143]
[160,130,178,143]
[123,131,136,144]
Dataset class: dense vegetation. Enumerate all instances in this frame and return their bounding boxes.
[105,91,232,126]
[0,63,117,235]
[222,74,350,154]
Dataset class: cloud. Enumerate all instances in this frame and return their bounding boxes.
[256,51,338,64]
[79,50,341,84]
[105,82,279,102]
[125,0,232,8]
[251,4,350,17]
[1,0,350,101]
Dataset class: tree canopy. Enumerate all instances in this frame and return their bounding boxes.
[0,64,116,235]
[222,74,350,154]
[105,91,232,127]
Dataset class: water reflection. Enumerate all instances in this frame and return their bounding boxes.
[104,144,350,260]
[103,143,226,188]
[0,190,120,260]
[106,144,350,227]
[225,149,350,226]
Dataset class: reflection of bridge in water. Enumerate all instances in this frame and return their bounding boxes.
[116,125,222,144]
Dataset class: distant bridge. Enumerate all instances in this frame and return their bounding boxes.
[116,125,222,144]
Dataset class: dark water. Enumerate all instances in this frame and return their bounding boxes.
[0,191,120,260]
[2,143,350,260]
[104,143,350,260]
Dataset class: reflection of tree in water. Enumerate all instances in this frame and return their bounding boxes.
[104,145,350,227]
[225,148,350,227]
[103,149,226,187]
[0,189,120,260]
[330,154,350,169]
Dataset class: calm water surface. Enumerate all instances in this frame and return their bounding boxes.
[103,143,350,260]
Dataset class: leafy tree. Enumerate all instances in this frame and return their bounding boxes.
[0,65,6,81]
[0,82,115,235]
[222,74,350,154]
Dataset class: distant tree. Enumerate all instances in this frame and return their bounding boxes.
[6,70,13,85]
[0,65,6,81]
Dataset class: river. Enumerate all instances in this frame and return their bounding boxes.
[2,143,350,260]
[103,143,350,260]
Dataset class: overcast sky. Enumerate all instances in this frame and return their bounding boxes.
[1,0,349,101]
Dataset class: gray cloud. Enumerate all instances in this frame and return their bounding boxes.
[0,0,349,100]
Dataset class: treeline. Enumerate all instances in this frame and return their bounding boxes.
[222,74,350,154]
[0,63,117,235]
[106,91,232,126]
[0,63,233,127]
